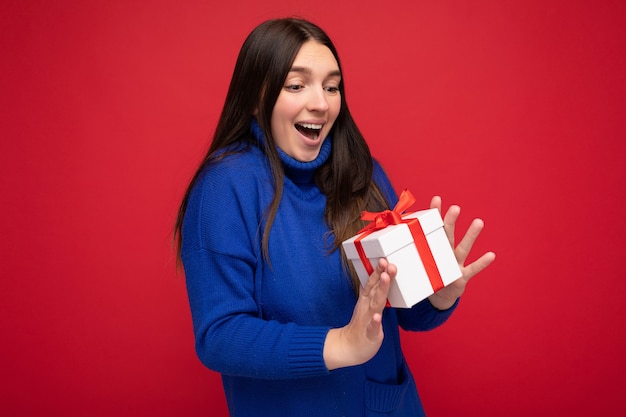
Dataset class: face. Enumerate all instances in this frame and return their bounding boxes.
[270,41,341,162]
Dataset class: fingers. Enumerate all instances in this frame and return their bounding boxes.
[463,251,496,281]
[431,196,458,248]
[362,259,393,307]
[433,197,495,278]
[454,217,496,280]
[430,196,442,212]
[455,217,484,265]
[362,263,391,342]
[361,258,386,297]
[365,312,383,341]
[443,205,460,248]
[325,259,396,370]
[360,259,394,329]
[371,265,392,309]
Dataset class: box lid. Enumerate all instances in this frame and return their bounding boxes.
[342,208,443,259]
[402,208,443,235]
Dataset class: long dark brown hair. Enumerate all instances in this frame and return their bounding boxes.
[174,18,389,290]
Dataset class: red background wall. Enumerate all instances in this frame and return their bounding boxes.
[2,1,625,416]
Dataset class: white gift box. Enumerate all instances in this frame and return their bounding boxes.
[342,208,462,308]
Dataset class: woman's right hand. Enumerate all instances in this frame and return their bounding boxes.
[323,258,396,370]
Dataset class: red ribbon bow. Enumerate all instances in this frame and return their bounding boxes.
[354,189,445,304]
[359,189,417,234]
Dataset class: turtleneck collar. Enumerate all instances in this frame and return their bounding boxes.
[251,119,332,184]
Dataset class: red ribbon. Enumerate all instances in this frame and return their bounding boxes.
[354,189,445,297]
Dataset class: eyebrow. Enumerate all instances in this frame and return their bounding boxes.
[289,66,342,77]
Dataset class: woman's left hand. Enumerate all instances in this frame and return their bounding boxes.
[427,196,496,310]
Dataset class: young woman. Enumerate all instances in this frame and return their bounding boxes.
[175,17,495,417]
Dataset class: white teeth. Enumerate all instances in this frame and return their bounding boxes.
[297,123,323,130]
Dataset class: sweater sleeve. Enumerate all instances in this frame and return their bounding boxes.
[181,156,330,379]
[371,159,460,331]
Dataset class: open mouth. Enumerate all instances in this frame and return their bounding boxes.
[295,123,323,140]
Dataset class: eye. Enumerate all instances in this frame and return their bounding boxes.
[285,84,303,91]
[325,86,340,94]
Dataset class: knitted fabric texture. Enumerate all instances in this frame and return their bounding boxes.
[181,120,458,416]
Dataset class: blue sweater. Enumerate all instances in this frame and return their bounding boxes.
[181,122,458,416]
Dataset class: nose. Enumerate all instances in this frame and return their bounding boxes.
[307,86,330,112]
